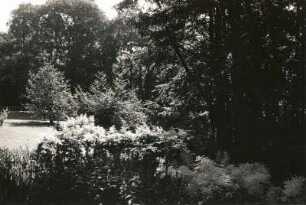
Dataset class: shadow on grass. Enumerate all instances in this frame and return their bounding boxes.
[10,121,52,127]
[8,111,45,121]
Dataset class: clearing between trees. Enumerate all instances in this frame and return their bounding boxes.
[0,111,55,150]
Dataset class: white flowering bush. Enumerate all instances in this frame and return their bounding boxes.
[35,115,278,204]
[1,114,285,204]
[2,115,289,204]
[35,114,189,204]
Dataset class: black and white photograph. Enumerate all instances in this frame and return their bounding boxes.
[0,0,305,204]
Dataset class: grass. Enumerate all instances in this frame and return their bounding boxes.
[0,111,55,150]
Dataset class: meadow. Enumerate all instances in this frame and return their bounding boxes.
[0,111,55,150]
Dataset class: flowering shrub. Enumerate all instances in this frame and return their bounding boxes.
[2,115,302,204]
[35,114,189,204]
[32,115,285,204]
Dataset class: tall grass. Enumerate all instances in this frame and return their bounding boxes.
[0,148,36,203]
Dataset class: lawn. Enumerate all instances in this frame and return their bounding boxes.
[0,111,56,150]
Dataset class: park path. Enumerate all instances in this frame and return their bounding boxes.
[0,113,56,150]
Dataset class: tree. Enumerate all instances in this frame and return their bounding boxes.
[35,0,115,89]
[3,0,120,107]
[117,0,306,178]
[74,71,147,129]
[25,64,75,124]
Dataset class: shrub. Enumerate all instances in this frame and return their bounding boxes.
[173,161,273,203]
[0,107,8,126]
[282,176,306,203]
[166,159,273,203]
[0,115,280,204]
[74,72,147,129]
[230,163,271,199]
[185,156,236,203]
[265,176,306,204]
[35,115,189,204]
[33,116,276,204]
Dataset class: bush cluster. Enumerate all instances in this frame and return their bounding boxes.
[74,72,147,129]
[0,115,305,204]
[36,115,193,204]
[25,66,147,129]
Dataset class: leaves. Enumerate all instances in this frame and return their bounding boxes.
[25,64,75,122]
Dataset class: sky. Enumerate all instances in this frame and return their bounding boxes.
[0,0,122,32]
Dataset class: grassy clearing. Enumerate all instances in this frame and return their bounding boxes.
[0,111,55,150]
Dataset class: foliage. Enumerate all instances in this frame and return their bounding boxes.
[25,64,76,123]
[282,176,306,202]
[166,157,272,203]
[0,148,36,203]
[0,0,305,182]
[0,0,119,107]
[34,114,189,204]
[118,0,306,178]
[229,163,271,199]
[154,157,274,204]
[265,176,306,204]
[0,0,305,203]
[184,157,236,203]
[36,115,275,204]
[0,115,304,204]
[74,72,148,129]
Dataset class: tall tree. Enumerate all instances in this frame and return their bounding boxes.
[117,0,306,178]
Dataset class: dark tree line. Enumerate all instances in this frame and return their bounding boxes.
[116,0,306,179]
[0,0,305,180]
